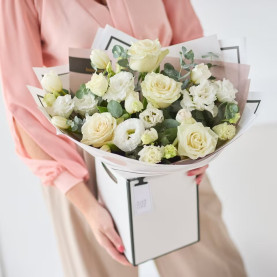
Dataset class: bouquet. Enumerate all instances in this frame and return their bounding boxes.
[40,39,242,165]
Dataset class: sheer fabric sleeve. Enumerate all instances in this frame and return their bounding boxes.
[0,0,89,193]
[163,0,203,44]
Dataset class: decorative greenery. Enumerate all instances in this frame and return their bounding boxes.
[155,119,180,146]
[75,84,91,99]
[67,116,85,133]
[107,100,124,118]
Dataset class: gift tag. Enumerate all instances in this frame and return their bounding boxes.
[132,178,152,216]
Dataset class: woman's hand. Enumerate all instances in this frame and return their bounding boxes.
[86,202,131,266]
[66,182,131,266]
[187,164,209,185]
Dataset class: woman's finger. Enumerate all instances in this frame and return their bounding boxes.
[99,234,131,266]
[195,174,204,185]
[187,164,209,176]
[104,226,125,253]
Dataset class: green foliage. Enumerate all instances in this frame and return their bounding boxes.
[213,102,239,126]
[201,52,219,59]
[117,58,129,67]
[155,119,180,146]
[75,84,91,99]
[97,106,108,113]
[107,100,123,118]
[67,116,84,133]
[112,45,129,59]
[161,63,180,81]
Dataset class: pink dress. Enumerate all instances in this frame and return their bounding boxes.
[0,0,203,193]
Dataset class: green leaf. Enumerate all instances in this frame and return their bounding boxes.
[161,63,180,81]
[75,84,90,99]
[97,106,108,113]
[182,46,187,56]
[181,79,190,90]
[209,76,216,80]
[191,110,208,126]
[117,58,129,67]
[142,97,148,109]
[69,116,84,133]
[185,50,194,62]
[112,45,125,58]
[225,103,239,120]
[155,119,180,131]
[107,100,123,118]
[158,128,178,146]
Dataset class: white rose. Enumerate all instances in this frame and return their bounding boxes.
[73,93,98,116]
[128,39,169,72]
[113,118,145,152]
[41,71,63,93]
[86,73,108,97]
[46,95,74,118]
[124,91,143,114]
[177,122,218,159]
[90,49,110,70]
[141,72,182,108]
[103,71,135,102]
[141,128,158,145]
[139,103,164,128]
[180,90,195,112]
[189,80,217,115]
[191,63,211,84]
[214,78,238,103]
[176,108,192,123]
[81,113,116,147]
[51,116,70,129]
[212,122,236,140]
[138,145,164,164]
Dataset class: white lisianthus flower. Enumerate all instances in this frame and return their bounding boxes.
[46,95,74,118]
[41,71,63,93]
[163,144,178,159]
[141,73,182,108]
[86,73,108,97]
[191,63,211,84]
[189,80,217,115]
[138,145,164,164]
[141,128,158,145]
[124,91,143,114]
[139,103,164,128]
[73,93,98,116]
[113,118,145,152]
[128,39,169,72]
[51,116,70,129]
[103,71,135,102]
[212,122,236,140]
[180,90,195,112]
[214,78,238,103]
[90,49,110,70]
[176,108,192,123]
[177,122,218,159]
[81,113,116,147]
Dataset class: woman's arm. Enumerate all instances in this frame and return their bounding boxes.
[15,120,130,266]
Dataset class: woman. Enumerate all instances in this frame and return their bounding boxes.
[0,0,247,276]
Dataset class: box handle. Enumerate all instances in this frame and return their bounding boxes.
[101,162,118,184]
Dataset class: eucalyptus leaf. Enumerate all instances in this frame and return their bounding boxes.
[112,45,125,58]
[117,58,129,67]
[107,100,123,118]
[181,79,190,90]
[182,46,187,56]
[97,106,108,113]
[185,50,194,62]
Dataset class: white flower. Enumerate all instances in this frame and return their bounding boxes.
[138,145,164,164]
[124,91,143,114]
[189,80,217,115]
[141,73,182,108]
[177,122,218,159]
[191,63,211,84]
[86,73,108,97]
[81,113,116,147]
[214,78,238,103]
[73,93,98,116]
[141,128,158,145]
[180,90,195,112]
[90,49,110,70]
[51,116,70,129]
[176,108,192,123]
[113,118,145,152]
[46,95,74,118]
[103,71,135,102]
[41,71,63,93]
[139,103,164,128]
[212,122,236,140]
[128,39,169,72]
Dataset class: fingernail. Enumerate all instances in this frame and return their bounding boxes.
[118,245,125,253]
[187,172,192,176]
